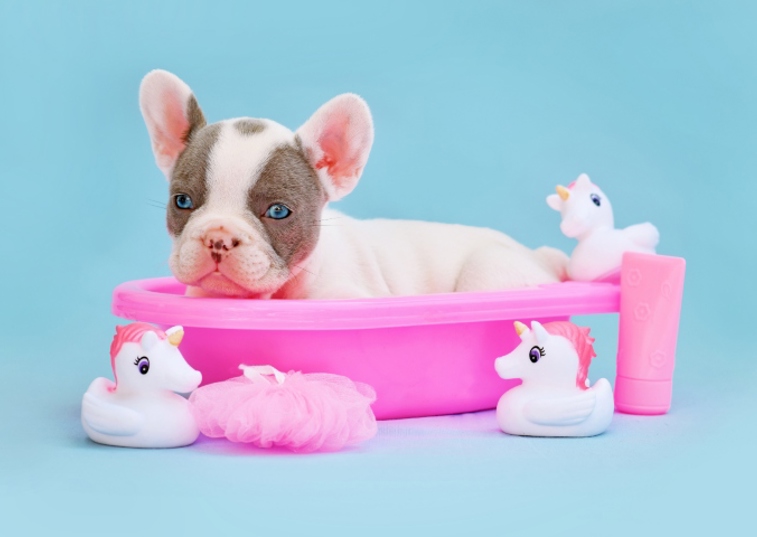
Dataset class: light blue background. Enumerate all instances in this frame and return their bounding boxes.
[1,0,755,534]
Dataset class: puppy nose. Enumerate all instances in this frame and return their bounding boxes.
[203,228,241,263]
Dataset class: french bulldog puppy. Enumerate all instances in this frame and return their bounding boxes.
[139,70,567,299]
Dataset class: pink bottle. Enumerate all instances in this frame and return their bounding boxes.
[615,252,686,415]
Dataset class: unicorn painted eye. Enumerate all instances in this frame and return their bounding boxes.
[590,194,601,207]
[134,357,150,375]
[174,194,194,210]
[265,203,292,220]
[529,346,545,363]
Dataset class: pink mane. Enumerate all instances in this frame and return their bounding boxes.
[110,323,166,381]
[543,321,596,390]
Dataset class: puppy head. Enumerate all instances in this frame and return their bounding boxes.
[139,70,374,297]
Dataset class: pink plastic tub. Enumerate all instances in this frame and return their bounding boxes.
[112,278,620,419]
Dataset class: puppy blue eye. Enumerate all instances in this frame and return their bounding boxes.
[175,194,194,210]
[590,194,601,207]
[265,203,291,220]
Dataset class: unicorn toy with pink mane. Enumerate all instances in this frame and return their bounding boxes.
[494,320,613,437]
[547,173,659,281]
[81,323,202,448]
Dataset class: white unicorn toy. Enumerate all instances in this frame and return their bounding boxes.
[547,173,659,281]
[81,322,202,448]
[494,320,613,437]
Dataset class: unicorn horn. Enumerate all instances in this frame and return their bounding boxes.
[166,326,184,347]
[556,185,570,201]
[514,321,528,338]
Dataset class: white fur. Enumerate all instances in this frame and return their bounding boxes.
[274,208,567,299]
[206,120,293,211]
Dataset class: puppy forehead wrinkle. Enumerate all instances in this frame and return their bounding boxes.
[206,121,294,210]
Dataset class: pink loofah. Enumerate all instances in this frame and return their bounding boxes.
[189,366,378,452]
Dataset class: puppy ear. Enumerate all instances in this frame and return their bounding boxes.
[296,94,374,201]
[139,70,207,178]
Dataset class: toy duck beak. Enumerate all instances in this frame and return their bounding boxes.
[556,185,570,201]
[167,326,184,347]
[494,355,517,379]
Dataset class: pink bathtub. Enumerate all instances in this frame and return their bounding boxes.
[112,277,626,419]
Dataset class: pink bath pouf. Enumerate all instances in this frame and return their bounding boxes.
[189,365,378,452]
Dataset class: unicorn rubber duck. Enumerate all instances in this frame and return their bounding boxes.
[547,173,659,281]
[494,320,613,437]
[81,323,202,448]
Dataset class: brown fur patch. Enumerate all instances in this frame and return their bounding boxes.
[167,123,221,236]
[248,144,327,266]
[182,95,207,142]
[234,119,266,136]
